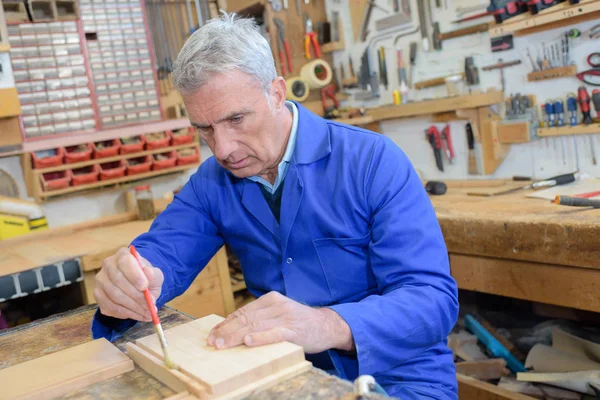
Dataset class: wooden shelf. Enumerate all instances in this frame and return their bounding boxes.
[0,44,10,52]
[527,65,577,82]
[39,163,199,199]
[367,90,505,122]
[22,118,192,153]
[35,142,198,173]
[489,0,600,37]
[331,115,374,126]
[537,123,600,137]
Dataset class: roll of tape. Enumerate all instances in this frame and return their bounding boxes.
[286,77,310,102]
[300,59,332,89]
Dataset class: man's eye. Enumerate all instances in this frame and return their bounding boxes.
[196,126,212,134]
[230,115,243,124]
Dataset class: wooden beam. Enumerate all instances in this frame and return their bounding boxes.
[458,373,537,400]
[0,338,134,400]
[450,254,600,312]
[456,359,509,381]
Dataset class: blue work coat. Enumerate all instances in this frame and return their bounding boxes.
[92,102,459,399]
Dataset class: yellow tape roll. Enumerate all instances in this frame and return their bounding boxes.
[300,59,333,89]
[286,77,310,102]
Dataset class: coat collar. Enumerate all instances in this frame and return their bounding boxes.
[290,101,331,165]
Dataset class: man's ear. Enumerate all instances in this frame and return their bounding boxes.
[270,77,287,111]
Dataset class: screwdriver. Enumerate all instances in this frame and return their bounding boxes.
[426,126,444,172]
[468,172,578,196]
[593,89,600,119]
[578,86,593,125]
[553,99,565,127]
[567,94,578,126]
[545,102,555,127]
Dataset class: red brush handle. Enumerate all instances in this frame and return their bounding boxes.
[129,245,160,326]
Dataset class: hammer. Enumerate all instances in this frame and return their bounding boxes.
[433,22,490,51]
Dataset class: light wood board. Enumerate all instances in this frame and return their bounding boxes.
[0,338,134,400]
[129,314,312,399]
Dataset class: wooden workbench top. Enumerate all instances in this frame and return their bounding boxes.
[430,184,600,270]
[0,305,386,400]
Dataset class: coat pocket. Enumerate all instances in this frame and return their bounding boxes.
[312,231,375,302]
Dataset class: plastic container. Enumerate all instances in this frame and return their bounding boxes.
[31,148,65,169]
[176,147,200,166]
[40,171,70,191]
[126,155,152,175]
[92,139,120,158]
[134,185,155,220]
[64,143,93,164]
[119,135,145,154]
[152,151,177,171]
[99,160,127,180]
[145,131,171,150]
[70,165,100,186]
[171,128,195,145]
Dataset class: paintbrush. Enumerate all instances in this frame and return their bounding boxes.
[129,245,177,369]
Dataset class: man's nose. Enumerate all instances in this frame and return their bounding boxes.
[213,129,236,161]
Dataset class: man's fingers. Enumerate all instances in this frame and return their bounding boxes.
[95,287,151,322]
[115,248,148,291]
[208,304,286,346]
[214,318,281,350]
[102,275,151,320]
[105,263,149,313]
[243,327,290,348]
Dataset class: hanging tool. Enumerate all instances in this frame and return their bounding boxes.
[296,0,302,15]
[304,15,321,59]
[467,172,578,197]
[441,125,455,164]
[320,84,339,119]
[397,50,409,102]
[408,41,417,88]
[578,86,593,125]
[193,0,203,30]
[491,35,514,52]
[589,24,600,39]
[452,11,492,24]
[545,102,556,127]
[576,53,600,86]
[464,57,479,86]
[466,122,478,175]
[184,0,195,34]
[567,93,578,126]
[553,99,565,127]
[273,18,292,75]
[433,22,490,50]
[540,104,548,128]
[425,181,447,195]
[426,126,444,172]
[481,59,521,92]
[593,90,600,119]
[378,47,388,90]
[416,0,430,52]
[130,245,177,369]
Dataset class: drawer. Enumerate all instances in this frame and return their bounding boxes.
[0,88,22,117]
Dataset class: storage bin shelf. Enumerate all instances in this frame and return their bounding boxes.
[38,162,199,199]
[35,142,199,173]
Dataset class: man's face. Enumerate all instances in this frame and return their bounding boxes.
[183,70,288,179]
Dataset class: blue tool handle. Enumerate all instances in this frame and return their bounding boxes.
[464,314,526,373]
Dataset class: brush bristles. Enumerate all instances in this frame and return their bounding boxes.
[154,323,178,370]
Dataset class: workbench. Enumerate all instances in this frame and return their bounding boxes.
[0,304,388,400]
[429,181,600,313]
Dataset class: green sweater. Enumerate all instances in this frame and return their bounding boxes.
[258,180,284,223]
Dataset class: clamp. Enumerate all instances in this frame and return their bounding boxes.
[304,15,321,60]
[273,18,292,75]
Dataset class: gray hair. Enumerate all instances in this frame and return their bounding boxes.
[171,11,277,95]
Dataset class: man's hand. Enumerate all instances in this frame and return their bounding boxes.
[94,247,164,322]
[207,291,354,354]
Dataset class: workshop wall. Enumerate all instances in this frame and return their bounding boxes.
[327,0,599,180]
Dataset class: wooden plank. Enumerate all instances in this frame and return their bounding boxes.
[133,314,310,398]
[215,246,236,316]
[537,123,600,137]
[450,254,600,312]
[498,122,531,143]
[455,359,509,381]
[368,91,504,122]
[0,88,21,118]
[0,338,134,400]
[527,65,577,82]
[458,373,537,400]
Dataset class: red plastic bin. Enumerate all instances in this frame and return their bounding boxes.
[177,147,200,166]
[93,139,120,159]
[171,128,195,145]
[40,171,70,191]
[152,151,177,171]
[126,155,153,175]
[145,131,171,150]
[64,143,93,164]
[99,160,127,180]
[31,148,65,169]
[119,136,145,154]
[70,165,100,186]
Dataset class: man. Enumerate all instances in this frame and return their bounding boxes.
[92,12,459,399]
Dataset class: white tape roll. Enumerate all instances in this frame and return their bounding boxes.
[286,77,310,102]
[300,59,333,89]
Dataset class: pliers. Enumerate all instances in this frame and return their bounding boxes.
[304,15,321,60]
[273,18,292,76]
